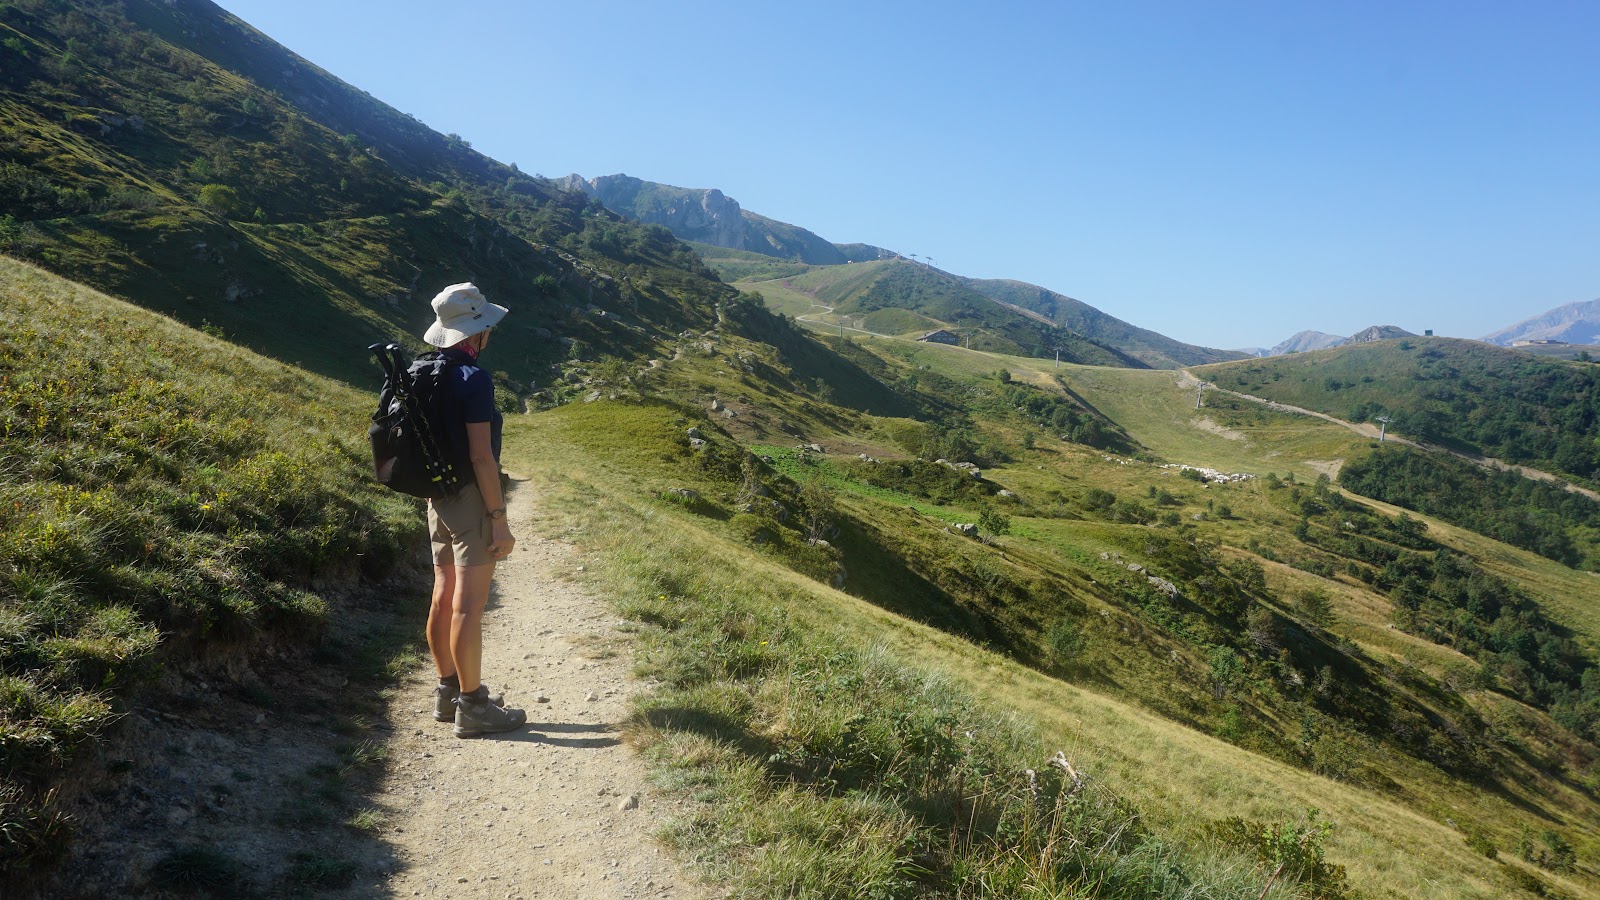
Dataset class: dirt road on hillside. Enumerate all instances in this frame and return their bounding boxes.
[370,484,709,900]
[1181,371,1600,502]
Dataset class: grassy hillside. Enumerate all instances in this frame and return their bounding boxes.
[0,257,419,874]
[495,305,1600,896]
[10,1,1600,895]
[962,277,1250,368]
[1340,446,1600,570]
[1200,338,1600,489]
[498,324,1600,896]
[0,0,733,388]
[688,240,816,282]
[739,260,1145,367]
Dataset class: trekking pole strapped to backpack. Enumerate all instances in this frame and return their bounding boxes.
[368,341,467,498]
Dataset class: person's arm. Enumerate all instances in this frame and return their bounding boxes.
[466,420,513,559]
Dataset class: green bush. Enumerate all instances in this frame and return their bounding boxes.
[195,183,239,216]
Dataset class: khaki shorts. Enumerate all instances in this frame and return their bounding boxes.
[428,483,496,567]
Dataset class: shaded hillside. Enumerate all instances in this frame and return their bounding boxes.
[0,0,735,387]
[0,256,420,877]
[1201,337,1600,487]
[960,277,1248,368]
[757,260,1146,367]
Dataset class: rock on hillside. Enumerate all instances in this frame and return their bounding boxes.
[568,174,894,266]
[1483,299,1600,346]
[563,174,746,248]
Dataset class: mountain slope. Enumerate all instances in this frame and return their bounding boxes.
[12,2,1600,895]
[566,173,894,266]
[960,277,1249,367]
[745,259,1148,367]
[0,0,735,388]
[1269,331,1347,355]
[0,255,421,880]
[1485,299,1600,346]
[577,173,1239,369]
[1199,337,1600,488]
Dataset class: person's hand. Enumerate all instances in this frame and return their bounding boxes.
[489,520,515,559]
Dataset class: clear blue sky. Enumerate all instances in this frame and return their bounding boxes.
[216,0,1600,350]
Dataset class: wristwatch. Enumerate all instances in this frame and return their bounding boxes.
[488,507,507,521]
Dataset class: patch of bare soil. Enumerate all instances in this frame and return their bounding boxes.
[35,482,708,900]
[1191,416,1246,441]
[1304,458,1346,479]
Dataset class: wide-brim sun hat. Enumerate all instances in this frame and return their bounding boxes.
[424,282,509,346]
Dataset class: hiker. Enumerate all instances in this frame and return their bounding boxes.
[421,282,527,737]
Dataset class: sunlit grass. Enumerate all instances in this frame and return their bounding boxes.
[505,394,1599,898]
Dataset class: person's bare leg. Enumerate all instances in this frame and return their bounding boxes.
[427,565,457,679]
[449,562,496,693]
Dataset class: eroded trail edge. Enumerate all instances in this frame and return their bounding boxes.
[373,483,706,899]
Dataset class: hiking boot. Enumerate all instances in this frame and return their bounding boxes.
[433,682,504,722]
[453,686,526,738]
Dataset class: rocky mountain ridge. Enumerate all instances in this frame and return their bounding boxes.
[1254,326,1417,357]
[561,173,895,266]
[1483,298,1600,346]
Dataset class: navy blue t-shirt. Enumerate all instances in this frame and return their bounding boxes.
[438,348,502,467]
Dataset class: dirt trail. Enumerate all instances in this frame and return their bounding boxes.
[371,482,708,900]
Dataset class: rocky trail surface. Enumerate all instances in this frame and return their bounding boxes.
[371,484,710,899]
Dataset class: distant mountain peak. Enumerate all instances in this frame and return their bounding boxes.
[1348,325,1417,344]
[573,174,893,265]
[1483,299,1600,346]
[1268,331,1346,355]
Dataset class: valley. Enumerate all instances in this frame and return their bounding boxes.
[3,2,1599,898]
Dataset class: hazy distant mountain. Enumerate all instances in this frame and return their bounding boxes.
[1268,331,1347,355]
[1347,325,1417,344]
[1261,326,1414,356]
[1483,299,1600,346]
[561,174,894,266]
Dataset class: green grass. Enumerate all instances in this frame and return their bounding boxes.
[510,417,1303,897]
[1051,365,1372,478]
[501,344,1600,898]
[1198,337,1600,489]
[0,257,421,874]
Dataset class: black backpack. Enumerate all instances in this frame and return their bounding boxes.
[368,342,467,498]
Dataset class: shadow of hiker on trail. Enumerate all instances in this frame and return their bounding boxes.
[476,721,621,748]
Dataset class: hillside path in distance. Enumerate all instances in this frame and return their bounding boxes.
[1183,370,1600,503]
[371,483,709,900]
